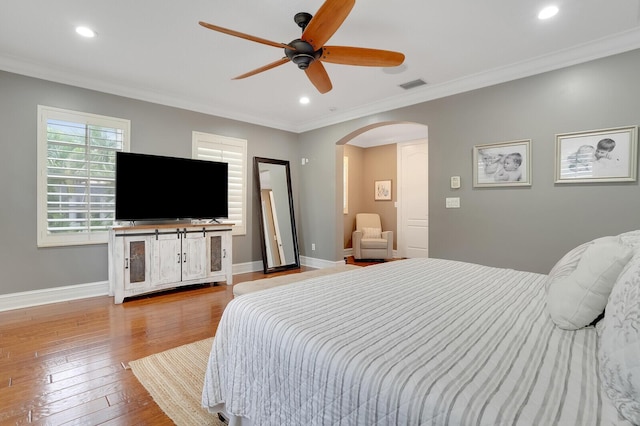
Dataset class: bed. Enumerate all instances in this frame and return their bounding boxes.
[202,234,640,425]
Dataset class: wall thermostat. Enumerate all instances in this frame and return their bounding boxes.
[450,176,461,189]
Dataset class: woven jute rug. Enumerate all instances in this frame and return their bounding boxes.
[129,337,226,426]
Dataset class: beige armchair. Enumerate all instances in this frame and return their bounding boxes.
[352,213,393,260]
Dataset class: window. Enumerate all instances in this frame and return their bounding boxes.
[343,156,349,214]
[37,106,130,247]
[192,132,247,236]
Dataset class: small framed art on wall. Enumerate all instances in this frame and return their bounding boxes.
[473,139,532,187]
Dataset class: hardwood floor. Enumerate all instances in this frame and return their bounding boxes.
[0,267,313,425]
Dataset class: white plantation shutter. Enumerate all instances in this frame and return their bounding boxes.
[37,106,130,247]
[192,132,247,235]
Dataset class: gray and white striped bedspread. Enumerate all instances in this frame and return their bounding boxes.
[202,258,628,425]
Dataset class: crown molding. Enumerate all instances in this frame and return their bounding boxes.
[293,27,640,133]
[2,27,640,134]
[0,54,298,132]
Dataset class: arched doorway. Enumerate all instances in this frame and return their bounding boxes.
[336,122,428,259]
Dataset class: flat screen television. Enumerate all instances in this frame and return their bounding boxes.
[115,151,228,222]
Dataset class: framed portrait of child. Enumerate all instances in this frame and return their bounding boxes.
[555,125,638,183]
[473,139,532,187]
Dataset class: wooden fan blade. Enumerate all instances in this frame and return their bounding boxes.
[199,21,294,51]
[305,61,333,94]
[321,46,405,67]
[233,57,290,80]
[301,0,355,50]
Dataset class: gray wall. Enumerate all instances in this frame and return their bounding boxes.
[299,49,640,273]
[2,48,640,297]
[0,70,298,295]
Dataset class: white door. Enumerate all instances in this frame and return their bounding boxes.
[181,231,208,281]
[150,232,182,286]
[397,140,429,258]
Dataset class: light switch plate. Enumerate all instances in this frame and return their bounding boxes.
[446,197,460,208]
[450,176,461,189]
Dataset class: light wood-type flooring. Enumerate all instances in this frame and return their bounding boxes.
[0,266,317,425]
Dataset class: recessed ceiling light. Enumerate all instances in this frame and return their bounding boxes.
[299,96,310,105]
[538,6,559,20]
[76,26,96,38]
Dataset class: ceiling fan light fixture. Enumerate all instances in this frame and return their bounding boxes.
[291,54,315,69]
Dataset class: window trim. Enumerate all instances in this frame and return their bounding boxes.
[192,131,247,236]
[37,105,130,247]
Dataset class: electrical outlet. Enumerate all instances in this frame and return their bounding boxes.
[312,243,316,250]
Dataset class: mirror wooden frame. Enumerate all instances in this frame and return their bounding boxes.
[254,157,300,273]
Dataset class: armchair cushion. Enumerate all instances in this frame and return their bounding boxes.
[361,237,390,249]
[362,227,382,239]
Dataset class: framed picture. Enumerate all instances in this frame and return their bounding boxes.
[473,139,531,187]
[555,126,638,183]
[374,180,392,200]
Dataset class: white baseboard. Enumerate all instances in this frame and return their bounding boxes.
[0,281,110,312]
[0,259,342,312]
[232,260,264,275]
[237,257,346,271]
[300,256,346,269]
[0,261,266,312]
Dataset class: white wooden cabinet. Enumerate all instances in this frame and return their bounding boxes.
[108,223,232,304]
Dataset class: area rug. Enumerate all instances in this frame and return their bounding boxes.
[129,337,226,426]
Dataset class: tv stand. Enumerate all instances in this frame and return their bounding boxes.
[108,223,233,304]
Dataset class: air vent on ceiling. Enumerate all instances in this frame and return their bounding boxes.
[399,79,427,90]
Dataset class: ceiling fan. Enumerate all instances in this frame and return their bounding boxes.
[199,0,405,94]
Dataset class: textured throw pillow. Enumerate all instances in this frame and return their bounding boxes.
[619,229,640,249]
[547,241,633,330]
[598,252,640,424]
[362,227,382,239]
[545,236,620,292]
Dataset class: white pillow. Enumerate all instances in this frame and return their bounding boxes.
[598,252,640,424]
[547,241,633,330]
[545,235,619,292]
[362,227,382,239]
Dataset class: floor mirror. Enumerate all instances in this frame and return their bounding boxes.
[254,157,300,273]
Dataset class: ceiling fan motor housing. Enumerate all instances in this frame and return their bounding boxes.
[285,39,322,70]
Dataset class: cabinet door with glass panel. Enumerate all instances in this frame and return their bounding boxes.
[123,236,152,290]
